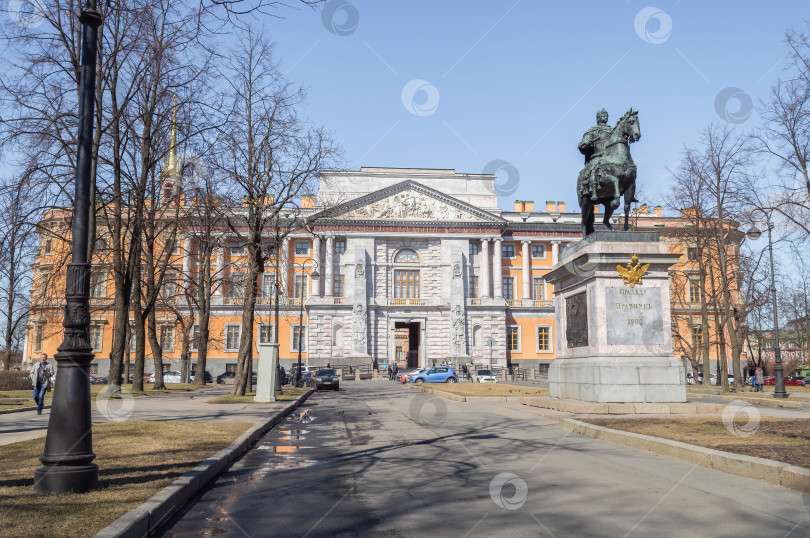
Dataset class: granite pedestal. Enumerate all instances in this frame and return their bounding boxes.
[544,231,686,403]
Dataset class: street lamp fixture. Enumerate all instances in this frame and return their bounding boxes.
[746,217,788,399]
[295,258,319,387]
[34,0,101,494]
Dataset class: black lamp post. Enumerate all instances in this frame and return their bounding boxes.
[294,258,319,387]
[34,0,101,494]
[746,216,788,399]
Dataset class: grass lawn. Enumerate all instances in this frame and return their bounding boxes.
[582,417,810,469]
[412,383,548,398]
[208,387,310,403]
[0,384,210,411]
[688,385,810,400]
[0,421,251,537]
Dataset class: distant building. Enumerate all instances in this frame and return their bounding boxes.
[23,167,744,377]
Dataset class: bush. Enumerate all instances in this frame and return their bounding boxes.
[0,370,31,390]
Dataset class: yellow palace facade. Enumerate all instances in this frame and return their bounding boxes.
[23,167,740,377]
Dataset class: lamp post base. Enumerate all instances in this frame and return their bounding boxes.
[773,392,790,399]
[34,464,98,495]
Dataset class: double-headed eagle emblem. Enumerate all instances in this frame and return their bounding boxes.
[617,254,649,288]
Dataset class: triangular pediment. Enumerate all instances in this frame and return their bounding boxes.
[319,181,504,224]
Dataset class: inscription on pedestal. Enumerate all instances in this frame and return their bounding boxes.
[565,292,588,348]
[606,286,663,345]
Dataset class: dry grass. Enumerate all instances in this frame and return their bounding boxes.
[583,417,810,469]
[209,387,310,403]
[0,384,208,411]
[0,421,251,537]
[413,383,547,398]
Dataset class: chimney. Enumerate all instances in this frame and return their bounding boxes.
[639,203,648,214]
[523,200,534,212]
[557,201,566,213]
[514,200,525,212]
[546,201,556,212]
[593,205,599,214]
[654,206,662,218]
[301,194,315,209]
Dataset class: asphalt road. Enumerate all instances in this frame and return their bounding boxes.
[160,382,810,537]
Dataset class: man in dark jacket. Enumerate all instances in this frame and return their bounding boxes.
[29,353,54,415]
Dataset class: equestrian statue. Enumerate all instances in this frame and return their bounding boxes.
[577,108,641,237]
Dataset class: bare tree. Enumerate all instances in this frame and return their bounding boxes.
[216,30,337,396]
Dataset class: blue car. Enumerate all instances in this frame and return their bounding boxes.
[410,367,458,384]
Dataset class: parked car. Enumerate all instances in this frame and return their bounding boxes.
[217,371,235,385]
[765,376,806,386]
[190,371,213,383]
[144,372,155,383]
[410,367,458,383]
[686,372,695,385]
[314,369,340,391]
[89,375,106,384]
[162,370,182,383]
[474,369,498,383]
[400,368,426,384]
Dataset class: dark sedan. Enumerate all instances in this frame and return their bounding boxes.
[314,369,339,391]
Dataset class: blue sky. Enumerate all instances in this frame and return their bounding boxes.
[256,1,809,213]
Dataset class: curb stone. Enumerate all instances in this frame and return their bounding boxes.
[560,418,810,494]
[95,389,315,538]
[407,384,521,403]
[0,405,52,415]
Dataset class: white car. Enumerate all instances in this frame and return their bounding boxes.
[162,370,182,383]
[475,369,498,383]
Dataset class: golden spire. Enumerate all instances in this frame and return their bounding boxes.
[164,94,179,176]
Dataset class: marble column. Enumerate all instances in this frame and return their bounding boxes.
[551,240,561,265]
[214,238,224,296]
[493,238,503,299]
[311,236,322,297]
[521,240,531,300]
[325,236,334,297]
[281,237,289,297]
[481,239,491,298]
[181,236,191,292]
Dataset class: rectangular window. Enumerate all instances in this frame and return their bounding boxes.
[469,275,479,298]
[292,325,306,351]
[162,272,177,298]
[261,273,276,297]
[502,243,516,258]
[394,269,420,299]
[507,326,520,351]
[230,242,246,256]
[160,326,174,352]
[537,326,551,352]
[190,324,199,351]
[230,272,246,298]
[259,323,274,344]
[334,274,345,298]
[225,325,241,352]
[43,239,52,254]
[129,325,137,351]
[295,240,309,256]
[334,238,346,253]
[469,242,480,256]
[531,244,546,258]
[90,325,103,352]
[503,277,515,301]
[687,247,698,261]
[170,239,181,255]
[689,279,701,302]
[692,326,704,348]
[90,271,107,298]
[294,274,309,299]
[533,278,545,300]
[38,271,49,301]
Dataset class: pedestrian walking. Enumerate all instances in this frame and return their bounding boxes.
[755,366,764,392]
[29,353,54,415]
[392,362,398,381]
[461,364,468,381]
[387,364,393,380]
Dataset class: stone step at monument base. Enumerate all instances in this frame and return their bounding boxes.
[520,396,727,415]
[549,356,687,403]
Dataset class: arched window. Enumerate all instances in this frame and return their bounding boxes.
[333,324,343,346]
[394,249,419,263]
[473,325,482,348]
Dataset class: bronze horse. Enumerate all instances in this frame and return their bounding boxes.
[577,109,641,236]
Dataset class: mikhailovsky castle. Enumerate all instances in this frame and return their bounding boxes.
[25,166,731,377]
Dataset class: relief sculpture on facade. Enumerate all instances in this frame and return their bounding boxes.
[345,191,476,221]
[353,303,367,354]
